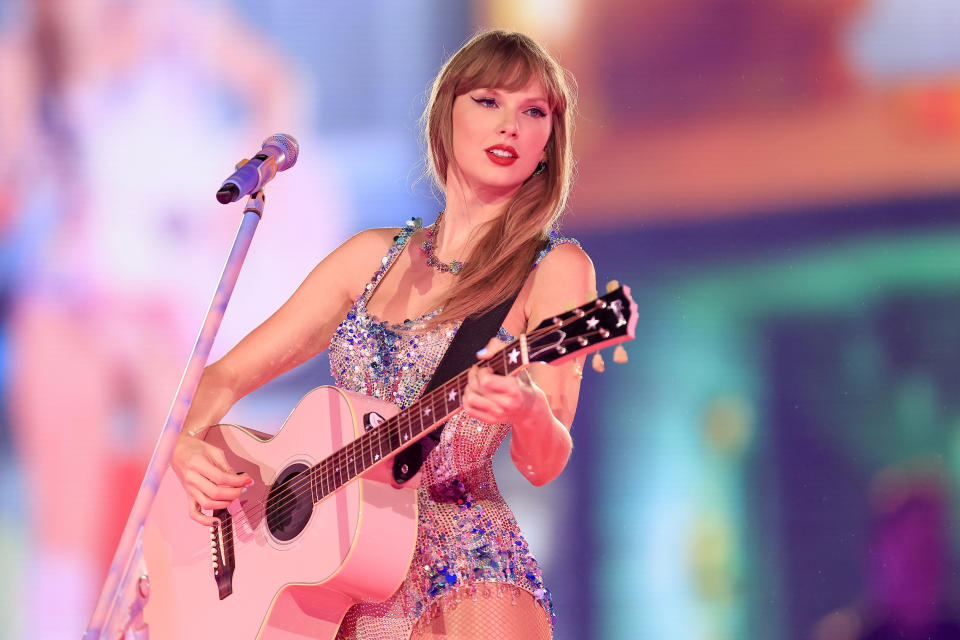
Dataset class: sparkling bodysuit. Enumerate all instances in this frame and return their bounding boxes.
[329,219,579,639]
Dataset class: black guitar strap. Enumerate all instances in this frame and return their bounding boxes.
[391,288,522,484]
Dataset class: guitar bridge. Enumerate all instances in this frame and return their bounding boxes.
[211,509,235,600]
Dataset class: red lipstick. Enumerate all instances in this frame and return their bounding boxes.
[485,144,518,166]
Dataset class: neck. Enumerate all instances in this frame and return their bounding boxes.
[437,168,518,259]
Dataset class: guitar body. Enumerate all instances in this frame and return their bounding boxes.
[141,386,419,639]
[94,286,636,640]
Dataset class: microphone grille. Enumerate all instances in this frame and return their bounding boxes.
[263,133,299,171]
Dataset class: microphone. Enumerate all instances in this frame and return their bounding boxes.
[216,133,299,204]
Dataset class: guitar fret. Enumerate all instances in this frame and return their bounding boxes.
[500,347,513,375]
[345,442,356,481]
[413,399,425,435]
[327,456,335,496]
[312,462,323,503]
[387,420,400,452]
[353,440,363,478]
[321,460,329,499]
[304,287,637,506]
[369,430,379,464]
[355,437,365,470]
[361,433,373,467]
[333,447,344,489]
[453,380,461,408]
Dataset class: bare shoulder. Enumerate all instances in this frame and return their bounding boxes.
[337,227,402,258]
[536,242,594,278]
[532,242,596,297]
[526,242,597,328]
[301,226,401,302]
[327,226,402,276]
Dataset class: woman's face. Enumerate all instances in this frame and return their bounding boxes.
[449,78,553,196]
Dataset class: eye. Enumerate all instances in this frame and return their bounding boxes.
[525,107,548,118]
[472,96,497,108]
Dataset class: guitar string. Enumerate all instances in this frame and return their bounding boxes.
[210,322,606,550]
[212,326,611,559]
[212,349,507,542]
[212,322,604,547]
[240,313,598,527]
[199,318,611,557]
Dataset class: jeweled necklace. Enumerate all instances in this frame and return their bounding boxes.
[421,212,465,275]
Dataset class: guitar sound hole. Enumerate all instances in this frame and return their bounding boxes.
[265,463,312,542]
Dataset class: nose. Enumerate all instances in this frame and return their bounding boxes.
[498,110,519,137]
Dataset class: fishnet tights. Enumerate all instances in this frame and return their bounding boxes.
[409,585,552,640]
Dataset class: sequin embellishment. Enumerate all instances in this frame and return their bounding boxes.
[329,220,577,638]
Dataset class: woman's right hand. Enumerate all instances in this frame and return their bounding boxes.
[171,433,253,526]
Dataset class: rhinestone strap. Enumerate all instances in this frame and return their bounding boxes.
[359,217,422,307]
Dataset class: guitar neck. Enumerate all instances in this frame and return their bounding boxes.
[306,345,521,503]
[307,286,637,502]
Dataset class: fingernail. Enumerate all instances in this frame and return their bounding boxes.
[476,347,488,357]
[213,519,220,527]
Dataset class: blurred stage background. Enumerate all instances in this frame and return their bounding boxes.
[2,1,960,638]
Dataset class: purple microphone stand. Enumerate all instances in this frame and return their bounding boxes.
[83,186,269,639]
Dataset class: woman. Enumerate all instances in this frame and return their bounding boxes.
[171,30,595,639]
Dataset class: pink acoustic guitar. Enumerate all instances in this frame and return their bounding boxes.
[140,286,636,639]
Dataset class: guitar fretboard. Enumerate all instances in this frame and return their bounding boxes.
[300,288,634,504]
[307,343,523,503]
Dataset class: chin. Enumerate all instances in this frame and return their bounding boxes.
[474,171,531,193]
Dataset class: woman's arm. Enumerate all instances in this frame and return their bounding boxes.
[172,227,397,524]
[462,242,596,486]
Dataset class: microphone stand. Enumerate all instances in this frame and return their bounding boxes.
[83,190,268,639]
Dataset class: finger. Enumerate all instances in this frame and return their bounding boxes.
[193,457,249,489]
[475,337,504,361]
[202,453,251,487]
[462,397,498,423]
[187,498,220,527]
[193,473,246,501]
[467,364,480,391]
[469,368,519,405]
[477,367,518,393]
[207,446,237,475]
[463,392,504,422]
[189,486,233,511]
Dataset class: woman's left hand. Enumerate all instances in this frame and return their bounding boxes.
[461,338,549,425]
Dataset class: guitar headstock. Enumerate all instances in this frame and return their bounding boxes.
[525,285,637,367]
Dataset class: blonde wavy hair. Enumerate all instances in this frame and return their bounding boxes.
[424,30,577,327]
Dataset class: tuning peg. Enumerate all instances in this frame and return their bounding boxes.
[591,352,605,372]
[606,279,620,293]
[613,345,628,363]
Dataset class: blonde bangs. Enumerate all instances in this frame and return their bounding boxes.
[453,40,567,115]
